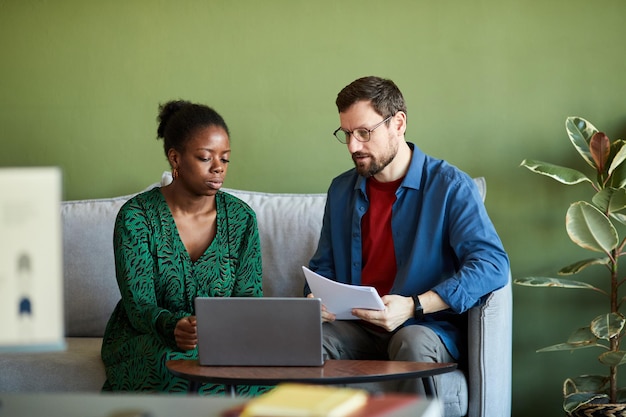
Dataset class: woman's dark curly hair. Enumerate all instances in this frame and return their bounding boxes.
[156,100,229,157]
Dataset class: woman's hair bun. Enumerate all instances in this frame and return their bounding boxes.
[157,100,191,139]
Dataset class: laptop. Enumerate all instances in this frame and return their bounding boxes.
[194,297,324,366]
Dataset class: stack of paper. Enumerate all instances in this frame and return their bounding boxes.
[302,266,385,320]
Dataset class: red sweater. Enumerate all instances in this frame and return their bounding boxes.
[361,176,403,296]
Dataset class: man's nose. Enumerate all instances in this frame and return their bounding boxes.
[347,134,363,153]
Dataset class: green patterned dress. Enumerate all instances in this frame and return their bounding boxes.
[101,187,266,395]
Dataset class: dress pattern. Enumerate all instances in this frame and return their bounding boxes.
[101,187,266,395]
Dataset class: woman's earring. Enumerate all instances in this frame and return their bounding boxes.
[172,168,179,180]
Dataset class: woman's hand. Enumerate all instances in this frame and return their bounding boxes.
[174,316,198,351]
[307,293,335,323]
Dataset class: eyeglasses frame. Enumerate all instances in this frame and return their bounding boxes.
[332,114,393,144]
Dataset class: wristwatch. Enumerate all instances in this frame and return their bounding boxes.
[412,294,424,320]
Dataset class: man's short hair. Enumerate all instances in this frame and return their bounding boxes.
[336,76,407,118]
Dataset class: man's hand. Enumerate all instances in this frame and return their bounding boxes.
[353,291,450,331]
[351,294,413,332]
[174,315,197,351]
[307,293,336,323]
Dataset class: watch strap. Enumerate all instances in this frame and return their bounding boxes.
[411,294,424,321]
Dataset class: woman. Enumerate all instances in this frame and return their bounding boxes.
[101,100,264,395]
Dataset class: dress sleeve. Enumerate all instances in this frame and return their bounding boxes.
[231,207,263,297]
[113,200,184,348]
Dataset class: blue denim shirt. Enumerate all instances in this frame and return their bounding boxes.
[308,143,510,359]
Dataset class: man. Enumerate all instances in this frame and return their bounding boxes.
[307,76,509,398]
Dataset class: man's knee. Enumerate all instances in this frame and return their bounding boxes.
[321,321,385,360]
[321,322,342,359]
[321,321,363,359]
[388,325,449,363]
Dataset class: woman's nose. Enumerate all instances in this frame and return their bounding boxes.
[211,161,225,173]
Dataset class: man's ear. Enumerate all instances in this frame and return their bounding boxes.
[394,111,407,136]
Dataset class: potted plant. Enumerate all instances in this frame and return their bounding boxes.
[517,116,626,416]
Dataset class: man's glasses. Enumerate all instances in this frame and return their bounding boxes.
[333,115,393,144]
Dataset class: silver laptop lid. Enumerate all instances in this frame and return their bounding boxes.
[194,297,324,367]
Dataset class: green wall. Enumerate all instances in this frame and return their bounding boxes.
[2,1,626,415]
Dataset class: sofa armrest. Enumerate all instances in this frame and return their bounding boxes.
[467,273,512,417]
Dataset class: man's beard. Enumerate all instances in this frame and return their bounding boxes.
[352,142,398,177]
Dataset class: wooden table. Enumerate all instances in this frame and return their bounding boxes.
[166,359,457,397]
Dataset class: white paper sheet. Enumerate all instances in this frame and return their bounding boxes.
[302,266,385,320]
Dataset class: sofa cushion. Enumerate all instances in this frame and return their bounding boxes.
[61,196,131,337]
[0,337,105,392]
[223,188,326,298]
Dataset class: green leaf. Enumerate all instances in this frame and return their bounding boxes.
[558,257,609,275]
[608,188,626,213]
[537,341,603,352]
[590,313,626,340]
[537,327,607,354]
[592,188,626,214]
[564,392,608,414]
[563,375,609,395]
[567,327,599,346]
[599,350,626,366]
[566,201,619,253]
[609,140,626,188]
[520,159,592,185]
[514,276,600,290]
[566,116,599,169]
[608,140,626,180]
[611,211,626,226]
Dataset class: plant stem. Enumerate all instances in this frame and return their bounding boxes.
[610,248,619,403]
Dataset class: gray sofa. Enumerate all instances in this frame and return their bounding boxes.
[0,177,512,417]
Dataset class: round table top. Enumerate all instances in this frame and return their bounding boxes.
[166,359,457,386]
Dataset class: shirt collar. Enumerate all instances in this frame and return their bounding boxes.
[402,142,424,191]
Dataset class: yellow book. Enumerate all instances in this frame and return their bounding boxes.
[240,383,369,417]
